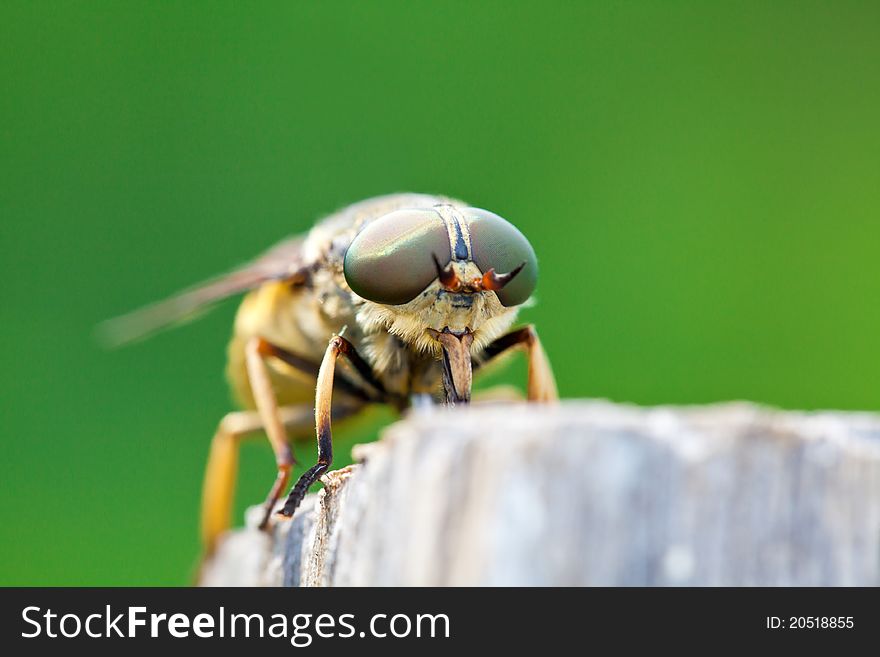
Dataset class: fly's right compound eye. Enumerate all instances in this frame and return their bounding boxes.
[344,209,452,305]
[466,208,538,307]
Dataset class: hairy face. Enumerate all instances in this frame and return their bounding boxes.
[355,259,520,357]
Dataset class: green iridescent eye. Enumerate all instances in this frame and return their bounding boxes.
[466,208,538,306]
[344,208,451,305]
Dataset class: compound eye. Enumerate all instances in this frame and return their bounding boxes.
[344,208,451,305]
[466,208,538,306]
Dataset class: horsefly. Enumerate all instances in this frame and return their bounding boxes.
[102,193,558,556]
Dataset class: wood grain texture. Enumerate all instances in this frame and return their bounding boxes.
[199,401,880,586]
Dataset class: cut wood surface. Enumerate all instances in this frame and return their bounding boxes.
[199,401,880,586]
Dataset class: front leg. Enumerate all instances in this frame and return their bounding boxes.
[245,335,383,530]
[478,325,559,402]
[277,335,383,518]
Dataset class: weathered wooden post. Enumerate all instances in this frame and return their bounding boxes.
[200,401,880,586]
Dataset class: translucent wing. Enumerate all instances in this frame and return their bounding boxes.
[98,237,307,347]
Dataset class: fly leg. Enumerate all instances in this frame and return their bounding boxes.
[244,337,375,533]
[477,325,559,402]
[277,335,387,519]
[201,405,316,555]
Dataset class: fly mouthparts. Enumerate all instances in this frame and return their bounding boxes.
[428,326,473,341]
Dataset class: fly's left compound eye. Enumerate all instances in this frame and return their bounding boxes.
[466,208,538,306]
[343,208,451,305]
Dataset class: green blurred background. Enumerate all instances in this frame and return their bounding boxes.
[2,2,878,585]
